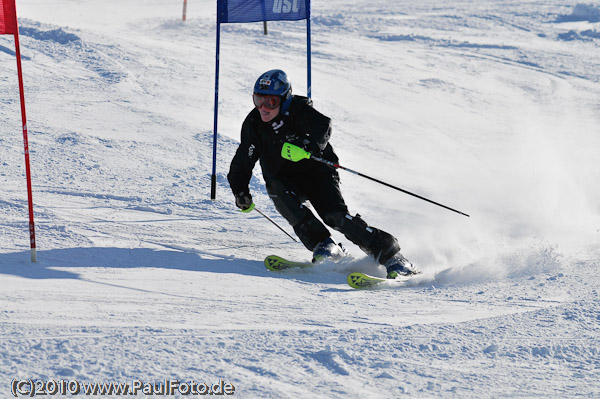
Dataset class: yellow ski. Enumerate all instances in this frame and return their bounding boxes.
[264,255,313,271]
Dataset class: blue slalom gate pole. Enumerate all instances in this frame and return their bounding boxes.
[306,5,312,98]
[211,22,221,200]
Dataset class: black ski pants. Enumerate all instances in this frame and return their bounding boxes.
[265,172,400,265]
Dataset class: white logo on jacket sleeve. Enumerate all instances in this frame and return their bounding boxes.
[248,144,255,157]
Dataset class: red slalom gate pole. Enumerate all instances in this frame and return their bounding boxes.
[182,0,187,22]
[13,20,37,262]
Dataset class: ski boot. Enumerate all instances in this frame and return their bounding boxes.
[384,253,418,279]
[312,237,346,263]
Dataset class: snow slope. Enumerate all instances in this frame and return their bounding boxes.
[1,0,599,397]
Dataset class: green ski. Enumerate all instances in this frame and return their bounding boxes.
[264,255,313,271]
[347,272,412,289]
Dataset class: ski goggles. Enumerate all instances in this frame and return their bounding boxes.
[253,94,281,109]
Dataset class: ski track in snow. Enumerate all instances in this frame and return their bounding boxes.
[1,1,599,397]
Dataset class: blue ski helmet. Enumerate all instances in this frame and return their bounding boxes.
[253,69,293,114]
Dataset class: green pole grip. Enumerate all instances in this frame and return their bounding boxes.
[281,143,311,162]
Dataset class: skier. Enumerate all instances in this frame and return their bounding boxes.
[227,69,417,278]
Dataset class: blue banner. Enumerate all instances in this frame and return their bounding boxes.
[217,0,309,23]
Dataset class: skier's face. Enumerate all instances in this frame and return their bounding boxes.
[253,94,281,122]
[257,102,280,122]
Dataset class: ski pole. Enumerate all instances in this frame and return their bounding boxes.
[242,203,299,242]
[281,142,470,218]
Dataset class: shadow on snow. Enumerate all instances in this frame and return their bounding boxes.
[0,247,362,286]
[0,247,264,280]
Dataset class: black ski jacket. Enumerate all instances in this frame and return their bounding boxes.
[228,95,339,195]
